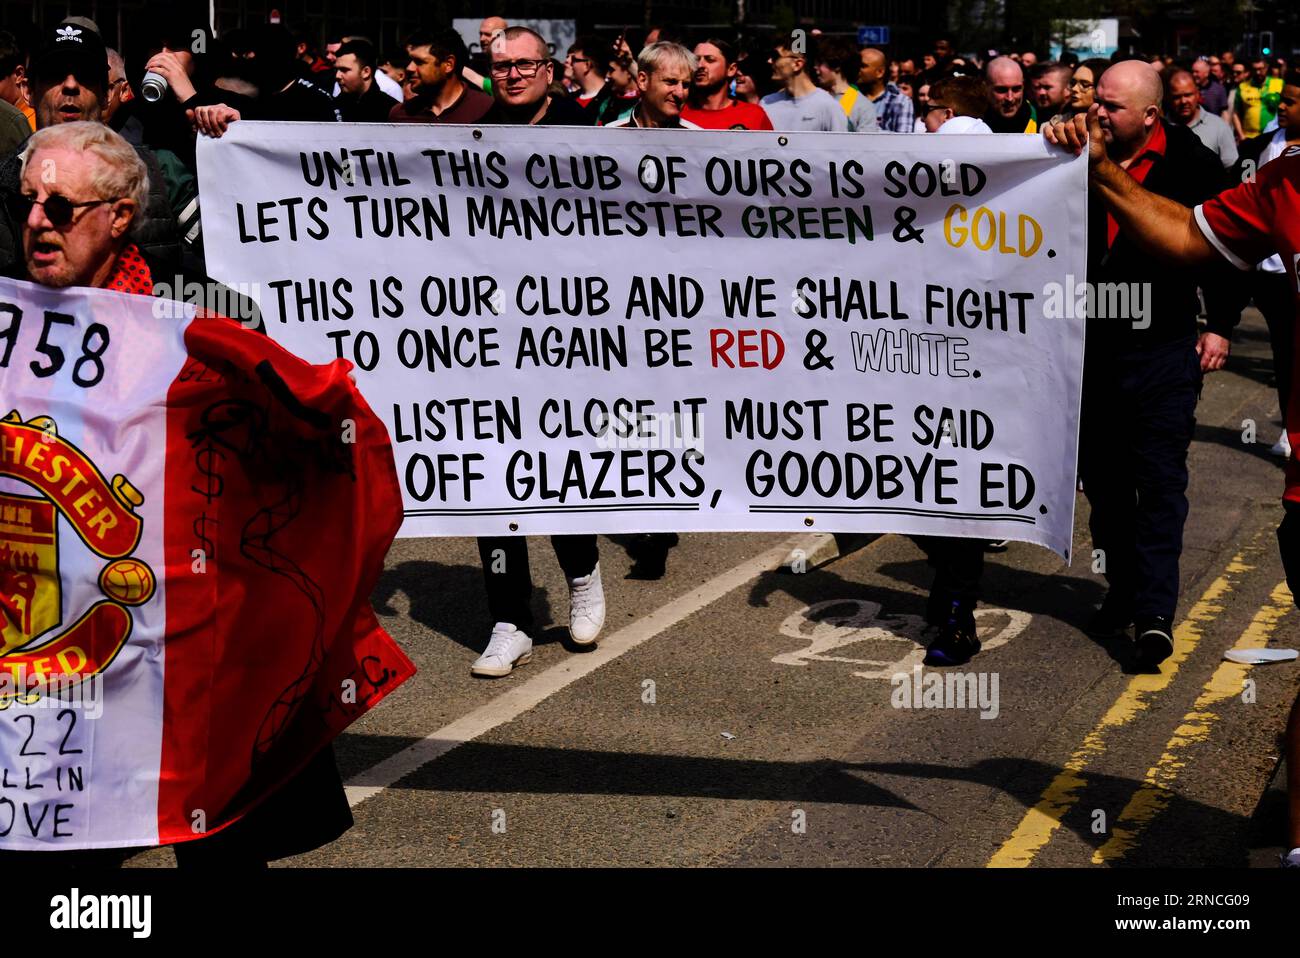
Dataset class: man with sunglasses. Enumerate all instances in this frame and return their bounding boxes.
[4,120,357,868]
[922,74,992,134]
[760,35,848,132]
[1227,62,1252,141]
[482,26,586,126]
[388,27,491,124]
[906,72,994,666]
[12,122,143,289]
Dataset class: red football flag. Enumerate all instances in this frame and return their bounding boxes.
[0,278,414,849]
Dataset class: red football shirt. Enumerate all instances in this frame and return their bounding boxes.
[1195,147,1300,498]
[680,99,774,131]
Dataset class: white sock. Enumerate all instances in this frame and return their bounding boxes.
[1284,847,1300,866]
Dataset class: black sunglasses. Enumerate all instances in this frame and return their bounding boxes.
[10,193,119,228]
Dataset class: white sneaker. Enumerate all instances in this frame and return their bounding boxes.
[1270,430,1291,458]
[567,564,606,646]
[471,623,532,677]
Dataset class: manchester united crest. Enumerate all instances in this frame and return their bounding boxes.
[0,411,153,706]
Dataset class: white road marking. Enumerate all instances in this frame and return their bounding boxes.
[345,533,815,808]
[775,599,1031,679]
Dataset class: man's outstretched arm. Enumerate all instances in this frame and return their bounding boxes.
[1044,105,1220,266]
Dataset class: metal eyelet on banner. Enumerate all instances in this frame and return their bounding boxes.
[778,136,788,147]
[473,129,483,140]
[508,522,519,532]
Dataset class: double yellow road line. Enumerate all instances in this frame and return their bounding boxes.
[989,540,1292,867]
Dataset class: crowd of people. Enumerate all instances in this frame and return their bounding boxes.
[0,8,1298,867]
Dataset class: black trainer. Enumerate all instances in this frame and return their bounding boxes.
[626,533,679,580]
[1134,617,1175,669]
[924,622,981,667]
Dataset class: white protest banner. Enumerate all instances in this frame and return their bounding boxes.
[198,123,1087,557]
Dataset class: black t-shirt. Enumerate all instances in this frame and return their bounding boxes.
[258,77,341,122]
[983,100,1035,134]
[571,86,611,126]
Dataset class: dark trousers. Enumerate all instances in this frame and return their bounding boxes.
[1254,270,1294,419]
[171,745,352,867]
[1280,501,1300,605]
[1079,336,1200,623]
[915,536,984,630]
[476,535,598,630]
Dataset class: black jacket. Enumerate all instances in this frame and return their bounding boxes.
[1086,119,1241,356]
[1232,129,1286,177]
[336,83,399,123]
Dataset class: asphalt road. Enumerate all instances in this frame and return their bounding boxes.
[129,309,1300,868]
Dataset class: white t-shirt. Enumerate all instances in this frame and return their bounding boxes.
[937,115,993,134]
[760,87,848,132]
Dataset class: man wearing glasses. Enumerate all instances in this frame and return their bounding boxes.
[473,25,601,679]
[4,121,358,867]
[906,73,992,666]
[482,26,586,126]
[565,37,612,125]
[389,27,491,124]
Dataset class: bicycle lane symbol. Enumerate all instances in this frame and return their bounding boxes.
[774,599,1031,679]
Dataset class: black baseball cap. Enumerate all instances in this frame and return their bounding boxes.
[29,22,109,92]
